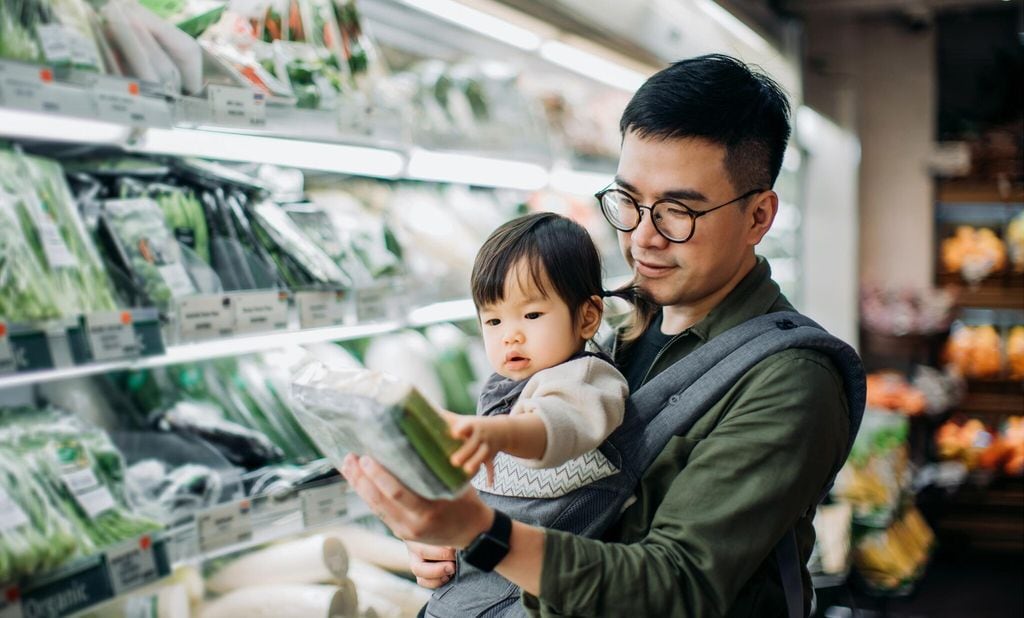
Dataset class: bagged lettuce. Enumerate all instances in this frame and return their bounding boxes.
[290,362,468,500]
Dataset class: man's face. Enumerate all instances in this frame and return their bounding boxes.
[614,132,768,310]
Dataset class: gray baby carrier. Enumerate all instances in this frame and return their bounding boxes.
[426,311,866,618]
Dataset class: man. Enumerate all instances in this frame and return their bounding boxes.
[342,54,852,616]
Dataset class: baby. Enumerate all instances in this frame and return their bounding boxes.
[426,212,628,618]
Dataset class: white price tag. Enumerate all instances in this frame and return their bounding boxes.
[36,25,72,65]
[296,290,349,328]
[91,77,147,126]
[178,295,235,341]
[86,311,139,362]
[356,285,390,322]
[0,61,63,114]
[232,291,289,334]
[61,468,100,494]
[106,535,160,595]
[0,587,22,618]
[208,85,266,128]
[77,486,117,518]
[0,324,14,375]
[0,487,30,532]
[301,483,348,529]
[198,500,253,553]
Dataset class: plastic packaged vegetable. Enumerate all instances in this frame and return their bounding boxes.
[0,150,119,317]
[99,197,198,311]
[291,362,469,499]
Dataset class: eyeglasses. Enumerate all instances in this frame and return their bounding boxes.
[595,185,764,243]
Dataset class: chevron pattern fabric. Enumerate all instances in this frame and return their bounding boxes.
[472,449,620,499]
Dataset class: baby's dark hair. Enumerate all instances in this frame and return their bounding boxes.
[471,213,603,324]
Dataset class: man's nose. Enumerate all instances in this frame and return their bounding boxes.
[632,210,669,250]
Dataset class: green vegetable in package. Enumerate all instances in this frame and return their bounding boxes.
[291,362,469,499]
[0,150,119,321]
[100,197,197,311]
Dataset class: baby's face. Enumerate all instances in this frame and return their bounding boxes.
[478,264,585,381]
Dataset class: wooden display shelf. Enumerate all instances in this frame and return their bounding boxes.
[934,273,1024,309]
[928,477,1024,554]
[958,391,1024,420]
[936,180,1024,204]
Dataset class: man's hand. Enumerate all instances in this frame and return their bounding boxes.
[407,541,456,589]
[340,453,494,549]
[448,415,507,486]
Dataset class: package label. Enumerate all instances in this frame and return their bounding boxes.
[0,61,63,114]
[296,290,348,329]
[56,444,116,519]
[301,483,348,529]
[0,488,30,532]
[178,295,235,341]
[197,500,253,554]
[106,536,160,595]
[233,291,289,334]
[86,311,138,362]
[356,285,390,323]
[208,85,266,128]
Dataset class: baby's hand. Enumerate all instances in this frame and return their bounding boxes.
[447,415,503,487]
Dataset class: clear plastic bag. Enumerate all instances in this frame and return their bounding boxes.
[290,362,468,500]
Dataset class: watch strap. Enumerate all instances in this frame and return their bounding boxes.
[463,510,512,572]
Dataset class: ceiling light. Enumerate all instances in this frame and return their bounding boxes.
[539,41,647,92]
[694,0,770,53]
[396,0,542,51]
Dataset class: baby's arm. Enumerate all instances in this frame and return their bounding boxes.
[447,413,547,484]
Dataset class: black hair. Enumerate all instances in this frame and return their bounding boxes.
[471,213,603,324]
[619,53,792,192]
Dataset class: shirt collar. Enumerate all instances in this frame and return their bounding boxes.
[686,256,782,342]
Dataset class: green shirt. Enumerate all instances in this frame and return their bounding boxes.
[523,258,850,617]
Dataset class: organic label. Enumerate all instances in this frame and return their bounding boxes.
[208,85,266,128]
[233,291,289,334]
[86,311,138,362]
[197,500,253,553]
[106,536,160,595]
[296,290,348,328]
[0,487,30,532]
[301,483,348,529]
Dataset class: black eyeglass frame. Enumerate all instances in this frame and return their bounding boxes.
[595,185,766,243]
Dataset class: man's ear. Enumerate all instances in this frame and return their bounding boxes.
[747,190,779,245]
[579,296,604,340]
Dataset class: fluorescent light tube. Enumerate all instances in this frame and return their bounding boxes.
[407,148,549,190]
[397,0,542,51]
[548,168,613,196]
[136,128,406,178]
[0,108,130,144]
[539,41,647,92]
[694,0,770,53]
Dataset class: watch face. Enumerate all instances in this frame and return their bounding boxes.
[464,512,512,572]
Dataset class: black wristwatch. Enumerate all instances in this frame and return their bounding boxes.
[462,510,512,572]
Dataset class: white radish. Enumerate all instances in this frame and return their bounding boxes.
[320,524,413,574]
[206,534,350,594]
[100,0,159,83]
[349,559,431,618]
[127,2,203,94]
[199,583,358,618]
[124,2,182,94]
